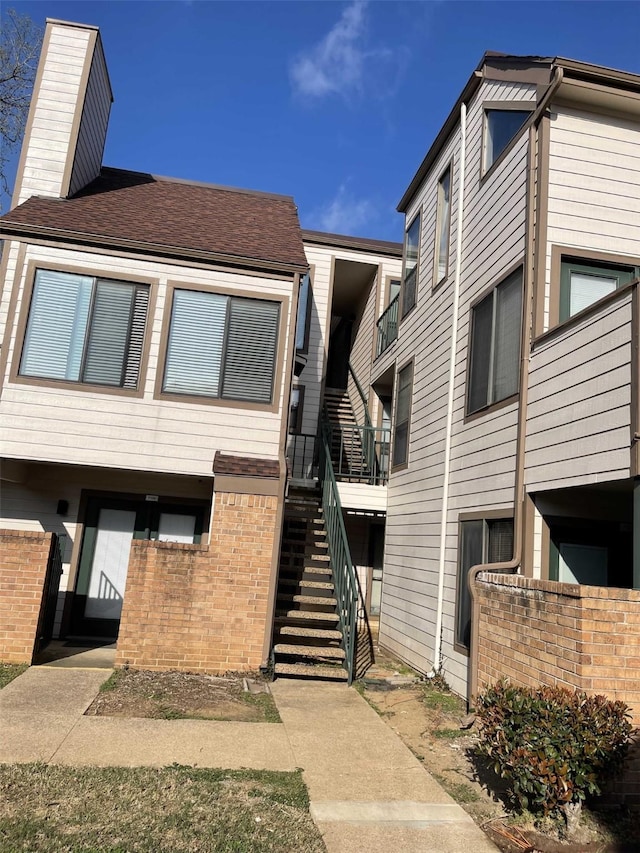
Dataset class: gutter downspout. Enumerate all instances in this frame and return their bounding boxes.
[466,68,564,707]
[432,102,467,674]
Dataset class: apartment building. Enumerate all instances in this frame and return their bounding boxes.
[373,52,640,716]
[1,16,639,726]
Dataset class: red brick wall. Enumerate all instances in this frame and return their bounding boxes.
[0,530,52,663]
[115,492,278,673]
[476,573,640,806]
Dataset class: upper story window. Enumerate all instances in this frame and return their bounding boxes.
[163,289,280,404]
[401,213,420,319]
[560,257,639,323]
[296,271,312,353]
[20,269,149,389]
[468,268,522,415]
[392,360,413,469]
[484,108,530,171]
[435,164,451,285]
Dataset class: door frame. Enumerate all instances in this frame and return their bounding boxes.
[63,490,210,638]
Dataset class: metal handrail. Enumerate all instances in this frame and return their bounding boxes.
[319,419,359,684]
[286,432,317,480]
[376,294,399,357]
[332,424,391,485]
[347,361,374,430]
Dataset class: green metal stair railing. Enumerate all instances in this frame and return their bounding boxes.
[347,362,380,483]
[319,418,359,684]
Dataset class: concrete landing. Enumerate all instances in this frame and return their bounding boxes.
[271,678,498,852]
[35,640,116,669]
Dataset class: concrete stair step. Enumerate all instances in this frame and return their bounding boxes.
[274,643,345,660]
[274,610,339,622]
[280,594,338,606]
[280,626,343,640]
[279,566,333,578]
[278,578,334,591]
[274,662,348,680]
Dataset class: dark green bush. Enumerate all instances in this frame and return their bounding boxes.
[475,680,634,817]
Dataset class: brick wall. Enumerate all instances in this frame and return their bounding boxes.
[476,573,640,806]
[115,492,278,673]
[0,530,52,663]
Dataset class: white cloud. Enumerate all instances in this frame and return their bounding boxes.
[311,184,376,235]
[290,1,405,101]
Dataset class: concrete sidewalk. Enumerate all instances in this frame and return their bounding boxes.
[0,667,497,852]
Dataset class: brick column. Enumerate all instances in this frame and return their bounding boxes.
[0,530,53,663]
[115,454,282,673]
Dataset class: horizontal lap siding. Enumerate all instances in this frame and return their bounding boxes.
[545,106,640,331]
[16,25,91,205]
[380,79,535,696]
[69,38,111,196]
[525,293,632,491]
[1,245,293,475]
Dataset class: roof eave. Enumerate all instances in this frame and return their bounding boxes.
[0,221,308,276]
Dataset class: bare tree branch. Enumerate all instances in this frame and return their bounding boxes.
[0,9,43,205]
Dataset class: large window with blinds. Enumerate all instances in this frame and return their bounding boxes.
[19,269,149,389]
[162,289,280,404]
[467,268,522,415]
[456,516,514,652]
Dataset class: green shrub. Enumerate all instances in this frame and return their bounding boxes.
[475,680,634,824]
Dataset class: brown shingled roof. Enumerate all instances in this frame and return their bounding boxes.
[213,452,280,479]
[1,167,308,271]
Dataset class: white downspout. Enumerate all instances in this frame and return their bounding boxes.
[431,102,466,674]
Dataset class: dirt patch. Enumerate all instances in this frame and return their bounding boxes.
[85,668,280,722]
[359,652,640,853]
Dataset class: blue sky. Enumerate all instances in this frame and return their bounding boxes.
[5,1,640,241]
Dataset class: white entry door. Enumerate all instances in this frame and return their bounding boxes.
[85,508,137,620]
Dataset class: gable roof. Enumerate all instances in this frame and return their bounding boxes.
[1,167,308,272]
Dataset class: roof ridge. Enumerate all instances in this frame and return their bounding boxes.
[100,166,296,203]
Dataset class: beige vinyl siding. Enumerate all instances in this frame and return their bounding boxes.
[525,291,632,492]
[68,37,111,197]
[0,244,294,476]
[15,24,93,206]
[0,464,212,636]
[297,244,333,437]
[348,266,380,424]
[544,106,640,331]
[379,78,536,696]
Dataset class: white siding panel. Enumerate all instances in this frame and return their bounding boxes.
[0,244,295,476]
[379,77,536,697]
[69,38,111,196]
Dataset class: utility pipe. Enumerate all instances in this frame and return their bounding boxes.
[466,67,564,707]
[432,102,467,674]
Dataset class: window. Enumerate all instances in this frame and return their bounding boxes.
[401,214,420,318]
[20,269,149,389]
[163,289,280,404]
[468,269,522,415]
[484,109,530,171]
[296,272,312,352]
[388,278,401,304]
[289,385,304,433]
[392,361,413,468]
[435,165,451,284]
[456,516,514,651]
[560,257,639,323]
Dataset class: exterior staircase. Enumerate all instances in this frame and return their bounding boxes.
[323,388,370,481]
[273,488,348,680]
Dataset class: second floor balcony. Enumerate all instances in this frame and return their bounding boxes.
[376,294,399,357]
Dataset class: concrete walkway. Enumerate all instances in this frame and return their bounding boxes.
[0,667,497,852]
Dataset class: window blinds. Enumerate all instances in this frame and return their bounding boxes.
[221,298,280,403]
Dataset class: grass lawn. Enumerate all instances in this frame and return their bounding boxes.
[0,764,326,853]
[0,663,28,689]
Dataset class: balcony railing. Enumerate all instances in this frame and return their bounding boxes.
[376,294,399,357]
[286,432,318,480]
[330,423,391,486]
